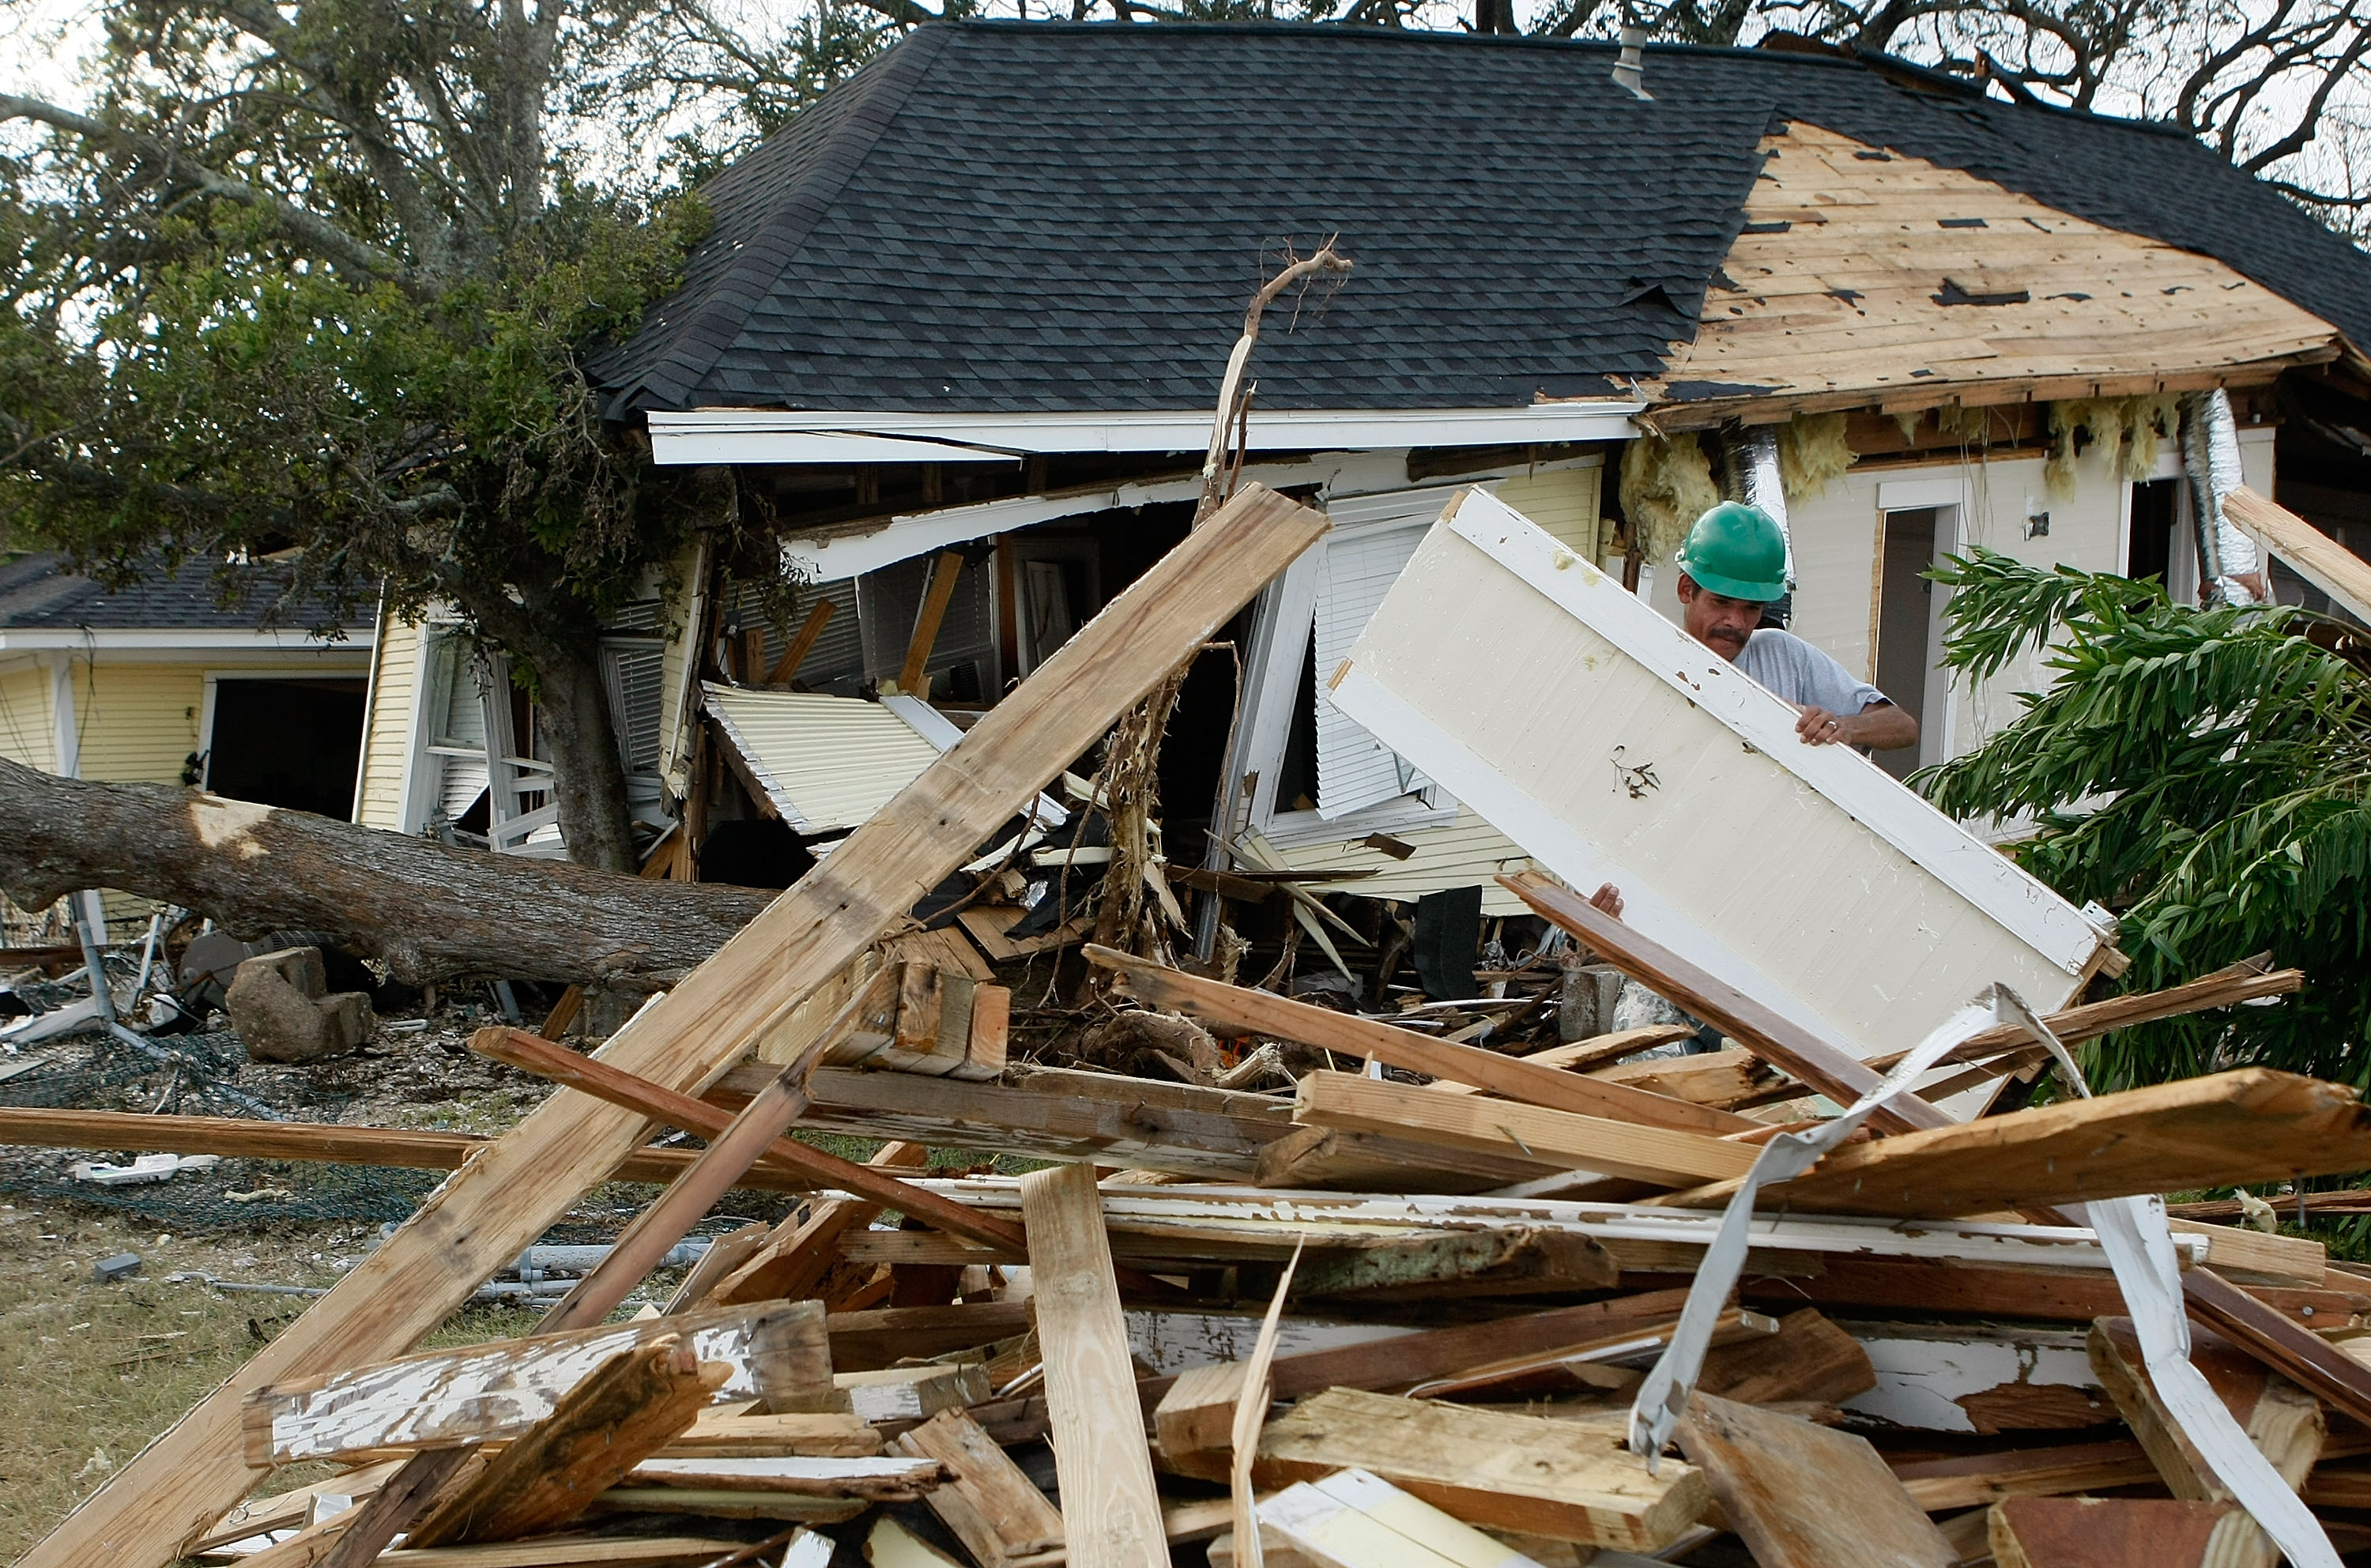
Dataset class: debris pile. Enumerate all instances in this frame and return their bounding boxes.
[24,482,2371,1568]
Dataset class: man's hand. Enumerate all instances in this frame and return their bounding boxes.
[1589,882,1623,918]
[1794,701,1917,752]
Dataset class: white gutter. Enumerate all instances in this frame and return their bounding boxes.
[0,628,372,654]
[778,448,1606,582]
[647,401,1646,466]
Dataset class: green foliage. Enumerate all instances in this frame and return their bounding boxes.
[1919,547,2371,1088]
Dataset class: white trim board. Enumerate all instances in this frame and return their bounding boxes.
[649,401,1645,467]
[1329,487,2101,1060]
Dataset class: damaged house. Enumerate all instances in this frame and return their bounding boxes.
[407,19,2371,929]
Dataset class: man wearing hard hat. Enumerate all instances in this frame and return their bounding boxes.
[1673,501,1918,754]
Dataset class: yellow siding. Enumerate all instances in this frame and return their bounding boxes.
[1495,467,1602,560]
[356,613,423,829]
[0,665,55,770]
[74,663,204,785]
[1271,809,1540,914]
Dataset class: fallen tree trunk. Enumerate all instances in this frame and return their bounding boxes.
[0,760,771,988]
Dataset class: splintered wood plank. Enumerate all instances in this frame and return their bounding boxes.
[1091,946,1751,1136]
[1293,1070,1757,1186]
[1731,1069,2371,1218]
[623,1454,945,1497]
[710,1141,929,1307]
[1677,1393,1953,1568]
[1253,1388,1705,1551]
[1987,1497,2255,1568]
[895,1408,1067,1566]
[1289,1226,1619,1300]
[30,480,1325,1568]
[2226,484,2371,624]
[659,1410,881,1457]
[1890,1439,2161,1510]
[2087,1317,2324,1511]
[2184,1265,2371,1431]
[1696,1310,1875,1406]
[406,1336,726,1546]
[1023,1162,1169,1568]
[244,1300,828,1466]
[375,1539,753,1567]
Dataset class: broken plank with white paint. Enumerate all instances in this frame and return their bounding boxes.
[624,1455,945,1498]
[243,1301,828,1465]
[1327,485,2098,1067]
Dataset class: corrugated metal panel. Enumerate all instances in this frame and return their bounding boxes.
[1270,809,1540,914]
[355,615,420,829]
[0,665,55,771]
[703,684,941,835]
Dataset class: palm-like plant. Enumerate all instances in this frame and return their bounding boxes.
[1921,548,2371,1089]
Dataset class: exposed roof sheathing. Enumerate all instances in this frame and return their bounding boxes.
[1645,123,2343,424]
[597,23,2371,421]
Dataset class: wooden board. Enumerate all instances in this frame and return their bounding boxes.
[895,1409,1066,1567]
[1293,1069,1757,1186]
[1093,947,1751,1136]
[405,1337,723,1546]
[711,1141,929,1307]
[1890,1439,2161,1511]
[1329,486,2098,1067]
[1696,1310,1875,1407]
[1252,1389,1706,1551]
[36,481,1327,1568]
[1677,1393,1953,1567]
[2220,485,2371,624]
[0,1107,819,1193]
[1022,1162,1169,1568]
[2184,1265,2371,1432]
[1691,1068,2371,1218]
[2088,1317,2324,1503]
[1988,1497,2255,1568]
[245,1301,827,1466]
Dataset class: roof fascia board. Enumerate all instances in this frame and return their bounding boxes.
[780,449,1604,582]
[0,628,372,655]
[650,402,1645,466]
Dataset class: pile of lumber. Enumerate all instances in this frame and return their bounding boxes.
[28,481,2371,1568]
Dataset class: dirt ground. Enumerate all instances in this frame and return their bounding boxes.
[0,1200,556,1561]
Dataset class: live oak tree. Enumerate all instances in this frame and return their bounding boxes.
[1920,549,2371,1088]
[0,0,882,870]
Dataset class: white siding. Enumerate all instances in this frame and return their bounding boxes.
[356,613,422,829]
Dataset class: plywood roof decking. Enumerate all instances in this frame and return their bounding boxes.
[1643,122,2343,427]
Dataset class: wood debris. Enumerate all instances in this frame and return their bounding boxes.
[32,478,2371,1568]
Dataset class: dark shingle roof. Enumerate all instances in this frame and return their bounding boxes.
[597,22,2371,417]
[0,553,372,633]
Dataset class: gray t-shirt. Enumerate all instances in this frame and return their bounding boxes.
[1734,628,1890,714]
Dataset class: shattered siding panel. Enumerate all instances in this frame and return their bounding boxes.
[703,684,942,835]
[356,614,421,830]
[1272,809,1539,914]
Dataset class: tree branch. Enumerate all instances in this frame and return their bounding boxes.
[0,93,410,284]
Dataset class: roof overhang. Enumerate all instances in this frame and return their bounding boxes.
[646,402,1646,466]
[0,628,371,655]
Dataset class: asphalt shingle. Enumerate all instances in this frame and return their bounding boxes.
[595,22,2371,417]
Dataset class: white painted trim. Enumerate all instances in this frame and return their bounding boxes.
[196,673,220,790]
[778,450,1604,582]
[352,586,390,822]
[48,654,79,778]
[0,627,371,654]
[1379,488,2102,973]
[391,619,445,837]
[1875,475,1970,511]
[650,402,1645,466]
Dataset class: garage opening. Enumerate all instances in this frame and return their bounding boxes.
[206,677,368,820]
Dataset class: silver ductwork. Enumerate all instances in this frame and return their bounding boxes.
[2179,388,2260,605]
[1726,423,1796,591]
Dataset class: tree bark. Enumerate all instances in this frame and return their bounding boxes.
[0,759,771,988]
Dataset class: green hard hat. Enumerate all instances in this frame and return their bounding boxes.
[1676,501,1788,601]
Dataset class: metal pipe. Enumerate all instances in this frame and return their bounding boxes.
[2180,389,2260,605]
